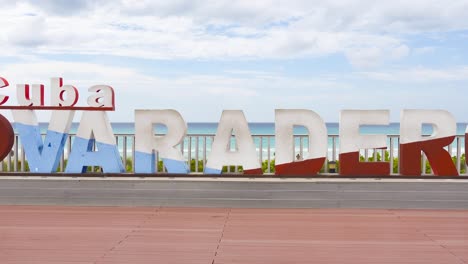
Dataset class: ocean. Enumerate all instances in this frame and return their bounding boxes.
[34,122,467,135]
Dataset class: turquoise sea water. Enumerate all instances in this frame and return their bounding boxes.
[109,122,468,135]
[32,122,468,135]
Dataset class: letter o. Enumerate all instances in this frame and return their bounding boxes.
[0,114,14,161]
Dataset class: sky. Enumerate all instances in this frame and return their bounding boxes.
[1,0,468,122]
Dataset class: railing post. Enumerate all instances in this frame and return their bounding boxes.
[123,136,127,171]
[7,150,11,172]
[259,136,263,170]
[21,146,25,172]
[389,137,394,175]
[188,136,192,172]
[422,153,427,175]
[457,136,462,174]
[131,135,135,173]
[332,136,337,162]
[299,136,303,160]
[203,136,207,172]
[14,135,18,172]
[155,150,159,173]
[397,137,400,174]
[195,136,199,173]
[267,136,271,174]
[60,149,64,172]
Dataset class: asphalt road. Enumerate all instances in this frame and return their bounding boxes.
[0,177,467,209]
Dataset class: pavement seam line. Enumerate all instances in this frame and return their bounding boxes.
[391,210,467,264]
[212,208,231,264]
[93,206,161,264]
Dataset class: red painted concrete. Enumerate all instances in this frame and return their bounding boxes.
[339,151,390,175]
[275,157,326,175]
[400,136,458,176]
[243,168,263,175]
[0,113,14,160]
[0,206,467,264]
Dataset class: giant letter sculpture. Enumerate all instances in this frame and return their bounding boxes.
[339,110,390,175]
[66,111,124,173]
[134,110,189,173]
[13,110,75,173]
[400,109,458,176]
[275,109,327,175]
[205,110,261,174]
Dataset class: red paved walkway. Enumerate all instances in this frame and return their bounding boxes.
[0,206,467,264]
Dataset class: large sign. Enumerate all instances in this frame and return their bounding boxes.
[0,77,463,176]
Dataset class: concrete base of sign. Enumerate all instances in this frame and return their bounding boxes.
[0,175,467,209]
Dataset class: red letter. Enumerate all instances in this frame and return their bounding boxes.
[0,114,14,160]
[0,77,9,105]
[17,84,45,106]
[400,110,458,176]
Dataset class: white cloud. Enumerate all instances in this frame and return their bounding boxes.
[345,47,383,68]
[389,45,410,60]
[1,60,467,122]
[1,1,468,123]
[413,46,435,55]
[0,59,355,121]
[1,1,467,67]
[360,66,468,82]
[6,15,46,47]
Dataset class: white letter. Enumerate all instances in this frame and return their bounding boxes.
[134,109,188,173]
[87,85,115,108]
[16,84,45,106]
[51,77,79,107]
[400,109,455,144]
[205,110,260,174]
[275,109,327,175]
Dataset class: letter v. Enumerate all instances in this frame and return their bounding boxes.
[13,110,75,173]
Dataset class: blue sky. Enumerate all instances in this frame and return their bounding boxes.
[1,1,468,122]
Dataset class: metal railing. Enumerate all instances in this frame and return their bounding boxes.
[1,134,466,175]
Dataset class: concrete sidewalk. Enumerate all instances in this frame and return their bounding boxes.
[1,206,467,264]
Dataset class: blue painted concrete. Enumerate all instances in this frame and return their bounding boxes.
[162,158,189,173]
[134,151,189,174]
[204,167,222,174]
[65,136,124,173]
[15,123,67,173]
[134,151,155,173]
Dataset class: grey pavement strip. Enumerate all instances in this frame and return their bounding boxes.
[0,177,467,209]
